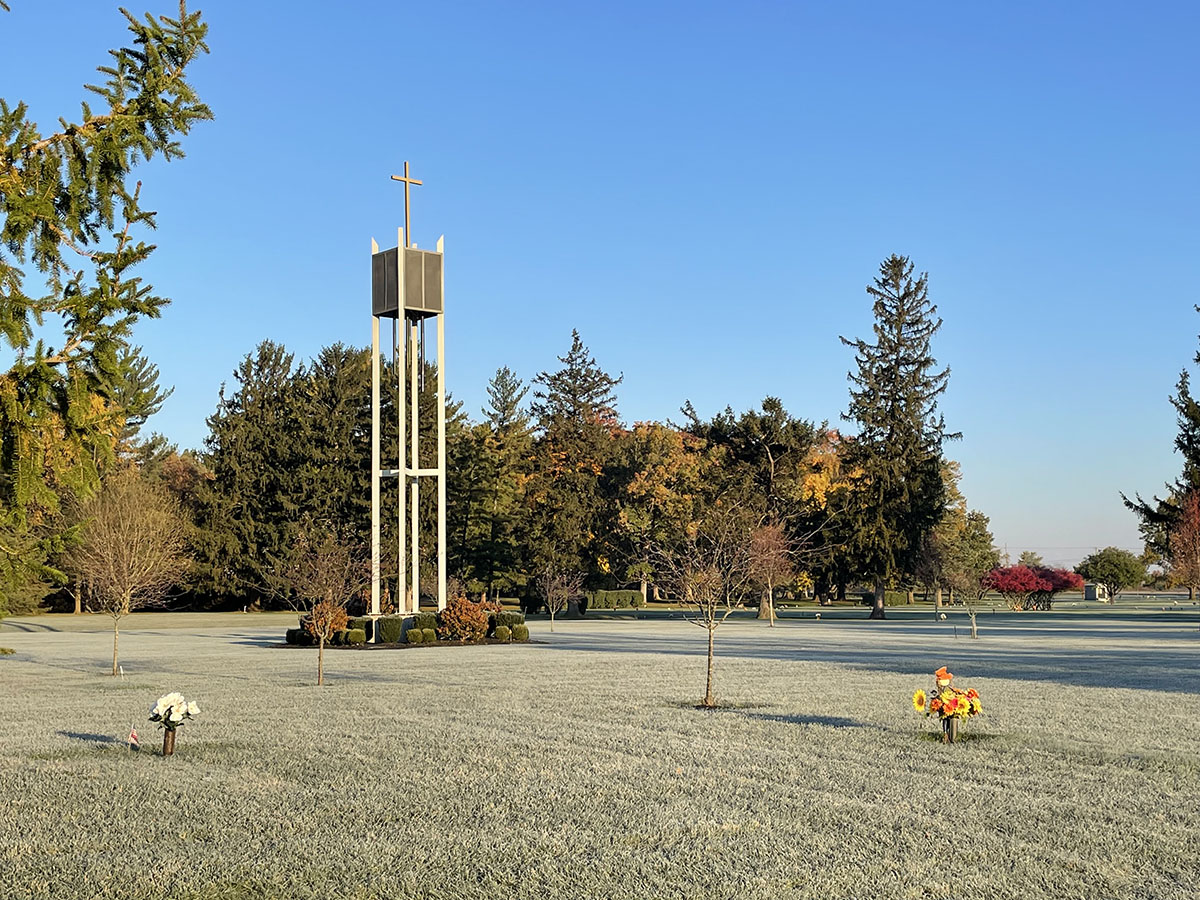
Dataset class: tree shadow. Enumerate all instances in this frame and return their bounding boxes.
[737,711,867,729]
[57,731,124,745]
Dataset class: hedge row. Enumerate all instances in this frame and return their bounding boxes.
[286,606,530,646]
[284,627,366,646]
[585,590,644,610]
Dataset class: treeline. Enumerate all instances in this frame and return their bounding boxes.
[143,316,994,613]
[9,255,1013,616]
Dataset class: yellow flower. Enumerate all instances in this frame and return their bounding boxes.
[912,689,927,712]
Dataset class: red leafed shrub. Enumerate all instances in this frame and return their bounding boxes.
[983,566,1083,610]
[304,598,349,641]
[435,597,490,643]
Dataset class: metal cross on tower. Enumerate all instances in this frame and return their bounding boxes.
[369,162,447,631]
[390,161,422,249]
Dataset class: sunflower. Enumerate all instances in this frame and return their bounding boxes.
[912,689,927,712]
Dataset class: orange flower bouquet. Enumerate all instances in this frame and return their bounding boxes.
[912,667,981,742]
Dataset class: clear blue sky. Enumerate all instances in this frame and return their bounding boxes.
[3,1,1198,567]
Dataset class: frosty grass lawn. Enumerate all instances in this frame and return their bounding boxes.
[1,608,1198,900]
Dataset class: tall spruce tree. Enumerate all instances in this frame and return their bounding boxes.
[526,331,622,586]
[841,254,958,618]
[0,2,211,606]
[1123,306,1200,560]
[193,342,303,605]
[462,367,533,599]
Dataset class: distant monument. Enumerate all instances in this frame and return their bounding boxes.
[369,162,447,621]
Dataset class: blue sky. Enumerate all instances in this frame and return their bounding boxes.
[3,1,1198,566]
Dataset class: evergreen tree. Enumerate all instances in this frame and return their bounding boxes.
[526,331,622,586]
[109,344,174,449]
[461,367,533,599]
[0,2,211,604]
[484,366,530,433]
[1124,307,1200,559]
[841,254,958,618]
[192,342,303,604]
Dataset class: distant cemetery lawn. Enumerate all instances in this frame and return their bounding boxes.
[1,610,1197,900]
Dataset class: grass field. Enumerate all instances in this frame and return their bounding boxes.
[1,609,1198,899]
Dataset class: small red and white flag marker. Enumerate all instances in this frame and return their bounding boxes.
[128,725,140,750]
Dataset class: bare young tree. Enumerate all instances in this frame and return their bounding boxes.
[533,563,584,633]
[279,524,368,685]
[749,522,794,627]
[66,469,189,675]
[1169,490,1200,603]
[654,502,753,708]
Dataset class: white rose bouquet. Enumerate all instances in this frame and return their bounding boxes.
[149,692,200,756]
[149,692,200,731]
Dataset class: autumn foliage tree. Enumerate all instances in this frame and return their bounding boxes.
[281,524,367,686]
[983,565,1082,610]
[65,468,189,675]
[748,523,794,625]
[1168,491,1200,601]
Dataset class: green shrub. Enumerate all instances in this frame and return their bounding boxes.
[377,615,405,644]
[586,590,643,610]
[346,617,373,642]
[496,610,524,628]
[413,611,437,630]
[859,591,910,607]
[406,628,425,644]
[330,629,349,646]
[421,628,436,642]
[436,597,489,642]
[285,628,303,645]
[345,628,367,645]
[0,647,14,655]
[512,624,529,642]
[493,625,512,642]
[489,609,525,634]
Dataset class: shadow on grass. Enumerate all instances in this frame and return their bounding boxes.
[738,711,868,729]
[914,729,999,744]
[57,730,124,745]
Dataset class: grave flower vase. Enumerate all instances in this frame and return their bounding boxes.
[943,717,959,744]
[163,729,176,757]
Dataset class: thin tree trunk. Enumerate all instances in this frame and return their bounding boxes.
[906,589,914,605]
[1190,585,1196,602]
[549,610,555,633]
[74,587,82,615]
[112,619,120,676]
[640,578,648,606]
[969,612,978,639]
[934,587,943,610]
[869,578,887,619]
[703,625,715,707]
[768,584,776,628]
[318,636,325,686]
[757,587,771,620]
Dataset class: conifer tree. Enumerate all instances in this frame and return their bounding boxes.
[0,2,211,602]
[193,342,302,604]
[841,255,957,618]
[466,367,533,598]
[110,345,174,448]
[527,331,622,585]
[1124,306,1200,559]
